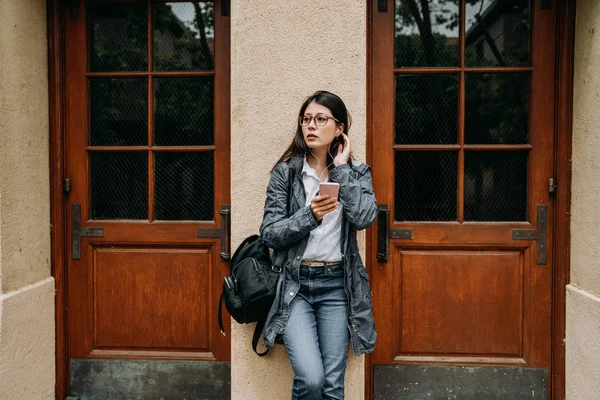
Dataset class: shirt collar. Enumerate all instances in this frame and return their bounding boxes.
[302,157,322,181]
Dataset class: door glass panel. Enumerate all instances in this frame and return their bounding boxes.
[395,151,457,221]
[90,78,148,146]
[396,75,458,144]
[153,2,215,71]
[90,152,148,220]
[88,3,148,72]
[155,152,214,221]
[465,0,530,67]
[465,151,527,221]
[465,73,529,144]
[154,77,214,146]
[86,2,219,222]
[395,0,460,68]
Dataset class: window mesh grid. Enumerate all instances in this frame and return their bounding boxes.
[86,2,217,222]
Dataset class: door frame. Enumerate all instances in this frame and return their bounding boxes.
[48,0,68,396]
[48,1,232,398]
[364,1,576,399]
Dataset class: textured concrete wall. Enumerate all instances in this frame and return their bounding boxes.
[230,1,367,398]
[567,1,600,398]
[0,279,55,399]
[0,0,55,398]
[566,286,600,400]
[0,0,51,292]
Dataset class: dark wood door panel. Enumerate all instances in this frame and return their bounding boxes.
[92,246,214,351]
[69,242,226,361]
[387,224,535,244]
[397,249,523,356]
[74,223,221,242]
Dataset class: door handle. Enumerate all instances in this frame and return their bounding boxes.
[197,204,231,261]
[377,204,413,263]
[377,205,391,262]
[219,205,231,260]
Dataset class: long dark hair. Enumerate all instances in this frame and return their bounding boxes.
[272,90,352,172]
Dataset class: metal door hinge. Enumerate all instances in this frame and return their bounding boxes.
[548,178,557,195]
[512,205,548,265]
[72,203,104,260]
[64,178,71,195]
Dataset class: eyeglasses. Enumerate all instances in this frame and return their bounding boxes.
[298,114,340,127]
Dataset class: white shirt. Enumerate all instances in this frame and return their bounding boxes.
[301,157,343,262]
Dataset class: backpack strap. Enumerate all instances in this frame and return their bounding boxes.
[218,291,225,336]
[254,166,295,356]
[271,165,295,271]
[287,167,295,215]
[282,166,294,267]
[252,317,269,356]
[273,250,285,271]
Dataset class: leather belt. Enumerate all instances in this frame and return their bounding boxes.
[300,260,342,267]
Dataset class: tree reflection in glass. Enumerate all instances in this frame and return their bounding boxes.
[88,3,148,72]
[465,0,530,67]
[154,2,215,71]
[395,0,459,68]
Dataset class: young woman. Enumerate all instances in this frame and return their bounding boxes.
[260,91,377,399]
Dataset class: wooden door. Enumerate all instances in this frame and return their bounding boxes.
[370,0,556,398]
[64,1,230,397]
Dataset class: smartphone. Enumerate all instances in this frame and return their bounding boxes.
[319,182,339,199]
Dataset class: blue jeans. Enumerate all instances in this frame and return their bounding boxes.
[283,265,350,400]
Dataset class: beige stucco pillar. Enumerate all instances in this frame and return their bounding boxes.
[567,1,600,399]
[0,0,55,398]
[230,1,367,398]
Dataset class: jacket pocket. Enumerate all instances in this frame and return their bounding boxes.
[354,265,372,304]
[350,263,376,352]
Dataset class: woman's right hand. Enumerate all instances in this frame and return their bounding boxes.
[311,195,338,221]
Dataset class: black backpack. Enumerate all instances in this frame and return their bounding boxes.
[217,167,294,356]
[217,235,285,355]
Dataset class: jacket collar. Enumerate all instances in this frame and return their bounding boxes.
[288,155,304,178]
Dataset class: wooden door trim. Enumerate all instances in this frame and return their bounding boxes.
[48,0,68,398]
[365,1,576,399]
[365,0,372,397]
[552,1,576,399]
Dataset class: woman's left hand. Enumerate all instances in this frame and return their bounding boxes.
[333,133,351,167]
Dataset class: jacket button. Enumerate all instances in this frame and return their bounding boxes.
[289,292,294,296]
[296,256,301,260]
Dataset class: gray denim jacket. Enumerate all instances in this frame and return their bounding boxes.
[260,155,377,355]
